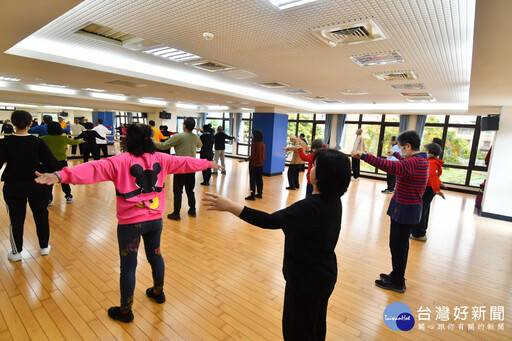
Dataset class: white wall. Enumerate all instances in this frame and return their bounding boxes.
[481,106,512,218]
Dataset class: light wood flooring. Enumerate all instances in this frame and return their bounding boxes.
[0,157,510,340]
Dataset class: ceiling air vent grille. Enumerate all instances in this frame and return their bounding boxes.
[406,98,437,103]
[312,19,386,46]
[390,83,425,90]
[373,71,418,81]
[285,89,312,95]
[321,100,344,104]
[399,92,431,97]
[190,61,235,72]
[257,81,289,88]
[306,96,328,100]
[350,52,404,66]
[75,23,136,45]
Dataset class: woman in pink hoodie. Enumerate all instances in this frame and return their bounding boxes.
[35,123,221,323]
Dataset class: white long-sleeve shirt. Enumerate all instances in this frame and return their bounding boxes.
[352,135,365,153]
[93,124,111,145]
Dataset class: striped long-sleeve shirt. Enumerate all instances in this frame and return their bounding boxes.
[361,152,429,224]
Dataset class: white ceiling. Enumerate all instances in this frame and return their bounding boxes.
[0,0,511,115]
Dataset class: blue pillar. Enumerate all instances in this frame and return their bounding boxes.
[252,113,288,176]
[92,111,115,141]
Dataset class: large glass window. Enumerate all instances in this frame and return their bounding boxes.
[237,113,252,156]
[206,112,233,153]
[421,115,491,187]
[285,113,326,161]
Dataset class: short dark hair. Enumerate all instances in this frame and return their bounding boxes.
[43,114,53,124]
[203,125,210,132]
[184,117,195,131]
[313,149,351,199]
[300,133,305,138]
[148,120,156,127]
[84,122,94,130]
[47,122,63,135]
[425,142,442,156]
[311,138,323,150]
[391,136,396,142]
[11,110,32,130]
[252,129,263,142]
[432,137,443,146]
[121,124,156,156]
[97,118,103,124]
[396,130,421,150]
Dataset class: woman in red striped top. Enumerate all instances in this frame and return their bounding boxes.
[352,130,429,293]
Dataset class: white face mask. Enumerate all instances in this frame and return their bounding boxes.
[399,150,407,158]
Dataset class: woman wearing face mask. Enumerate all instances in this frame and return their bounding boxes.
[351,130,429,293]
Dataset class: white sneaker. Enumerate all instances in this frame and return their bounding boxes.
[8,251,22,262]
[41,245,51,256]
[352,178,359,181]
[48,200,53,207]
[65,197,73,204]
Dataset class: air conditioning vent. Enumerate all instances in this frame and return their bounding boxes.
[321,99,344,104]
[75,23,136,45]
[389,83,425,90]
[190,61,235,72]
[312,19,386,46]
[106,80,146,88]
[285,89,312,95]
[257,81,290,88]
[373,71,418,81]
[406,98,437,103]
[399,92,431,97]
[350,52,404,66]
[306,96,328,100]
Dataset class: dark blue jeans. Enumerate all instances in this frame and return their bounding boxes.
[117,218,165,311]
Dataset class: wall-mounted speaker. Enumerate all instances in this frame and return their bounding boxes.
[481,116,499,131]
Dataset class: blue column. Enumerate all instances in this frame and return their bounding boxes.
[252,113,288,176]
[92,111,115,141]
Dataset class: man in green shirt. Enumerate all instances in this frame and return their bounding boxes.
[154,117,202,220]
[41,122,83,204]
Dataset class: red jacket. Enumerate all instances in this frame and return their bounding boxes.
[298,148,314,184]
[427,157,444,192]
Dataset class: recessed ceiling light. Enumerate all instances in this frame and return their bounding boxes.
[44,105,93,111]
[39,82,67,88]
[207,105,229,110]
[176,103,198,109]
[82,87,106,92]
[349,52,404,66]
[139,98,167,106]
[28,84,76,95]
[0,76,21,81]
[143,46,201,62]
[339,89,369,95]
[267,0,319,10]
[399,92,431,97]
[90,92,127,101]
[0,102,38,108]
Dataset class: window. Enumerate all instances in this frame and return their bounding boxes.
[285,113,326,162]
[115,112,147,135]
[206,112,233,154]
[341,114,399,174]
[421,115,490,186]
[237,113,252,156]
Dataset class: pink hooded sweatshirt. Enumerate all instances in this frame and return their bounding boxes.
[58,152,210,224]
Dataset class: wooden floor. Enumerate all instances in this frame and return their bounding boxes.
[0,156,510,340]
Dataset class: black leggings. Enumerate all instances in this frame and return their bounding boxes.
[117,218,165,311]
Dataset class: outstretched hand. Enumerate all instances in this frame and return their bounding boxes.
[202,192,244,216]
[436,191,446,199]
[34,171,60,185]
[351,151,362,159]
[210,161,224,171]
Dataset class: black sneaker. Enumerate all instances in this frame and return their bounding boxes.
[200,182,209,186]
[107,306,134,323]
[255,194,262,199]
[167,212,181,221]
[375,279,406,293]
[146,287,166,304]
[188,209,196,217]
[245,195,256,201]
[379,274,407,288]
[285,187,296,190]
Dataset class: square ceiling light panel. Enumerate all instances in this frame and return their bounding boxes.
[350,52,404,67]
